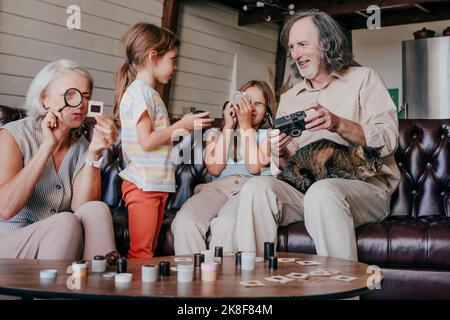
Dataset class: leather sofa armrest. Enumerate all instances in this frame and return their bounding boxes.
[0,105,27,127]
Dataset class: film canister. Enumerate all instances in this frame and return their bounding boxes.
[194,253,205,267]
[235,251,242,266]
[117,257,127,273]
[264,242,275,260]
[159,261,170,277]
[214,246,223,258]
[268,256,278,270]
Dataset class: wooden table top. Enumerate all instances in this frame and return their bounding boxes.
[0,252,381,300]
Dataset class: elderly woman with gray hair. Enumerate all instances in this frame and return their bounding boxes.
[0,59,117,260]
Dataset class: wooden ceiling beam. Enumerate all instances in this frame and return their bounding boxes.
[237,0,449,25]
[336,1,450,29]
[290,0,445,16]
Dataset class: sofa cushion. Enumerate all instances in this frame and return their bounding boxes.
[357,215,450,268]
[277,216,450,269]
[277,222,316,254]
[361,267,450,300]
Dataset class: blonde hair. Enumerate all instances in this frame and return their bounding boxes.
[25,59,93,118]
[113,23,180,123]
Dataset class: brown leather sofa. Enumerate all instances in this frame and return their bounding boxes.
[1,105,449,299]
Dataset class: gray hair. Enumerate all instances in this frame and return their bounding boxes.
[25,59,93,118]
[280,10,355,77]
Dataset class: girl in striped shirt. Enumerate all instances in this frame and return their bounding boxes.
[114,23,213,258]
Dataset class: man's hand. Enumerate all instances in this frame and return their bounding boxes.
[302,102,342,132]
[302,102,367,146]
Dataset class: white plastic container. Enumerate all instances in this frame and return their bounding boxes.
[115,273,133,283]
[40,269,58,280]
[201,262,218,282]
[177,264,194,283]
[91,256,107,273]
[241,252,256,271]
[142,264,158,283]
[72,261,88,278]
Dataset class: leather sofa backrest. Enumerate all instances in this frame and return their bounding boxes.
[391,119,450,217]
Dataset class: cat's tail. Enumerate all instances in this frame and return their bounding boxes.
[277,168,315,194]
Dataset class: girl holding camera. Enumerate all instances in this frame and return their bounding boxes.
[171,80,276,255]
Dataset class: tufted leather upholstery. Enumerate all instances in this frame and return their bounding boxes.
[1,105,449,299]
[277,120,450,268]
[392,120,450,218]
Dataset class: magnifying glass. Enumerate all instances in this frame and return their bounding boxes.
[58,88,84,112]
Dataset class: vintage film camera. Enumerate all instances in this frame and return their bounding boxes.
[232,91,252,106]
[267,109,307,137]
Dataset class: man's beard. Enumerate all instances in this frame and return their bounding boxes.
[296,53,322,79]
[295,62,319,80]
[298,63,318,79]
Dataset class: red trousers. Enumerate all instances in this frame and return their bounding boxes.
[122,180,168,259]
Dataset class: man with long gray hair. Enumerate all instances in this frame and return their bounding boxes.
[233,10,400,261]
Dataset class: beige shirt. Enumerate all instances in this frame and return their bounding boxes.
[275,66,401,194]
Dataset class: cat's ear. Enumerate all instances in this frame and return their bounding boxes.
[375,146,383,155]
[354,145,366,159]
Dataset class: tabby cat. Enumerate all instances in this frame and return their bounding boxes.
[277,139,383,193]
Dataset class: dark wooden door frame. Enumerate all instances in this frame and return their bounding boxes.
[156,0,181,107]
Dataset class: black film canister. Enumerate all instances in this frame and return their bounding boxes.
[214,246,223,258]
[235,251,242,266]
[268,256,278,270]
[264,242,275,260]
[159,261,170,277]
[117,257,127,273]
[194,253,205,267]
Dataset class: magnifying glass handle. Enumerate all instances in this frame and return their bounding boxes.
[57,105,68,112]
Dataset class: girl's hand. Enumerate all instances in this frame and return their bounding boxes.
[267,129,292,157]
[223,102,237,129]
[40,110,65,152]
[180,112,215,131]
[88,114,118,156]
[234,96,252,130]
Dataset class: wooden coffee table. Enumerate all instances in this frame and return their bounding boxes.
[0,252,381,300]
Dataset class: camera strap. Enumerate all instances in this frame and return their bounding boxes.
[265,106,275,129]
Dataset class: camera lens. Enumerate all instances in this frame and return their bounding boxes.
[232,91,252,106]
[291,129,302,137]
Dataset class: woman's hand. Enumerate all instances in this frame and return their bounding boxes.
[234,96,252,130]
[223,102,237,129]
[88,114,118,156]
[40,110,66,152]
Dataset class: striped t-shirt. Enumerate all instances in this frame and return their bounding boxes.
[119,79,175,192]
[0,117,89,237]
